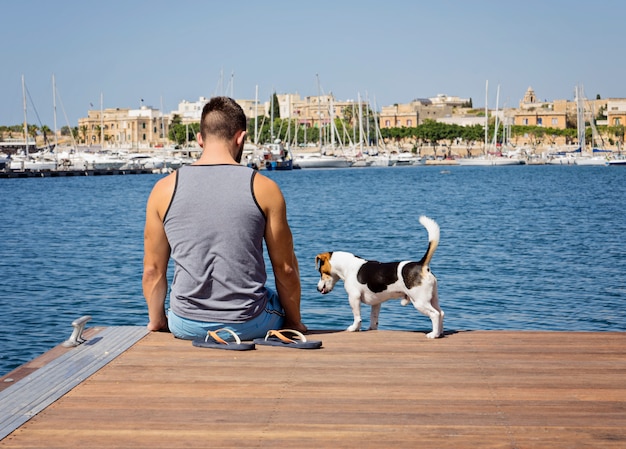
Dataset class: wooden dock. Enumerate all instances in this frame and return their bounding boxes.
[0,168,156,178]
[1,328,625,448]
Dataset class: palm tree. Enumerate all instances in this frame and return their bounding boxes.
[80,125,88,144]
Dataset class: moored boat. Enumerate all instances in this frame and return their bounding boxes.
[120,153,164,170]
[261,142,294,171]
[458,156,524,166]
[574,156,609,166]
[608,156,626,166]
[293,153,352,169]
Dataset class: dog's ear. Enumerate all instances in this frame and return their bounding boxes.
[315,253,328,271]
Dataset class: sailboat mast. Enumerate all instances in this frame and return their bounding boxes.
[576,84,586,154]
[357,92,364,153]
[270,90,274,142]
[100,92,104,148]
[52,74,58,149]
[365,92,371,147]
[160,96,165,147]
[316,74,322,151]
[22,75,28,156]
[492,85,500,149]
[484,80,488,154]
[254,85,258,145]
[329,96,335,148]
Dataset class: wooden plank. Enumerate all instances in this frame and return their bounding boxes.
[0,327,108,391]
[1,330,625,448]
[0,326,148,440]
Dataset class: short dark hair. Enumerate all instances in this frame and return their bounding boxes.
[200,96,247,141]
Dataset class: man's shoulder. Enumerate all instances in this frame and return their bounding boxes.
[155,170,177,190]
[149,171,177,204]
[252,171,285,212]
[253,170,280,192]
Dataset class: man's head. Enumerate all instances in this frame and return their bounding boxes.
[199,96,247,161]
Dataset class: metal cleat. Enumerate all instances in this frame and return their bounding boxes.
[62,315,92,347]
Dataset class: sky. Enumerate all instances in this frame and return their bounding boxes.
[1,0,624,128]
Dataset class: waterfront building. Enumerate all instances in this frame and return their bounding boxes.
[170,96,263,124]
[271,93,360,129]
[378,94,471,129]
[170,97,208,124]
[77,105,169,149]
[514,87,568,129]
[606,98,626,127]
[606,99,626,149]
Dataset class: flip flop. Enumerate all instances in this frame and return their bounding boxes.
[192,328,256,351]
[253,329,322,349]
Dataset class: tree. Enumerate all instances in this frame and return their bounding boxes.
[271,93,280,119]
[169,121,199,146]
[27,124,39,142]
[79,125,88,144]
[40,125,52,144]
[609,124,624,152]
[170,114,182,126]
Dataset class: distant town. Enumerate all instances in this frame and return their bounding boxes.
[1,85,625,160]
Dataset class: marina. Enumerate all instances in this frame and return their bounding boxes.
[1,327,625,447]
[0,168,156,178]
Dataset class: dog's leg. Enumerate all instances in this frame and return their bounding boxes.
[411,288,443,338]
[414,301,443,338]
[368,304,381,330]
[347,295,363,332]
[408,277,444,338]
[430,280,444,337]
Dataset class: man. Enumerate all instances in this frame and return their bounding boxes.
[142,96,306,340]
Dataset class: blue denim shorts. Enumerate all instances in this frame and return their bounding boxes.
[167,288,285,341]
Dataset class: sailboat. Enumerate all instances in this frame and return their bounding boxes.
[259,91,293,171]
[292,77,352,169]
[458,82,523,166]
[9,76,57,171]
[573,84,609,166]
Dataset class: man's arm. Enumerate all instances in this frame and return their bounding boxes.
[254,174,306,332]
[142,175,174,331]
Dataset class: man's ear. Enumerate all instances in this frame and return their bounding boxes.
[197,132,204,148]
[236,130,247,146]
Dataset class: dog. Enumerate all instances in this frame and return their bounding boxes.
[315,215,444,338]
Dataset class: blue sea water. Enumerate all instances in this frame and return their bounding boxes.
[1,165,625,375]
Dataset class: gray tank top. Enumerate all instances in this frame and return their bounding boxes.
[163,164,268,323]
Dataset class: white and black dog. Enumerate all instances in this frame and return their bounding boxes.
[315,216,444,338]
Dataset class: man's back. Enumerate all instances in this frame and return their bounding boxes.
[164,164,268,323]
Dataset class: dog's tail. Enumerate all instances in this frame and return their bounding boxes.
[418,215,439,267]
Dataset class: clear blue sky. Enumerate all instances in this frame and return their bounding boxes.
[1,0,624,128]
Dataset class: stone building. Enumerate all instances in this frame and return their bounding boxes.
[378,94,470,129]
[78,106,169,149]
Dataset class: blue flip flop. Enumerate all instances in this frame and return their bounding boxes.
[253,329,322,349]
[192,328,256,351]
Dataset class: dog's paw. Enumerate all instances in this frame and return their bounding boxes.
[426,331,441,339]
[400,298,410,306]
[346,325,361,332]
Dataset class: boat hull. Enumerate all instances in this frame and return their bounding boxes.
[295,156,352,169]
[458,157,524,166]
